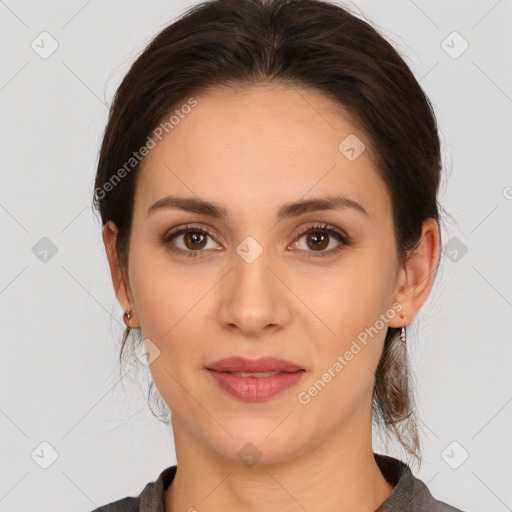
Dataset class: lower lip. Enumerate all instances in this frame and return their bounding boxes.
[206,369,305,402]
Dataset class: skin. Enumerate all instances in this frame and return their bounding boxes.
[103,83,440,512]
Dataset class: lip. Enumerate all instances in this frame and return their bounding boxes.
[206,369,305,402]
[206,356,304,373]
[205,357,305,402]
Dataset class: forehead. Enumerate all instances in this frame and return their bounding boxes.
[134,83,390,220]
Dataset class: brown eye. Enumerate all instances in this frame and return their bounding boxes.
[292,223,350,258]
[162,224,219,258]
[183,231,208,250]
[305,232,329,251]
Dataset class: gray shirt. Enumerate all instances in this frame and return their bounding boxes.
[90,453,465,512]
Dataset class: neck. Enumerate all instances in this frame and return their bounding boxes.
[164,420,395,512]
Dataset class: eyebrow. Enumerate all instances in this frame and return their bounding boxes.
[147,194,369,220]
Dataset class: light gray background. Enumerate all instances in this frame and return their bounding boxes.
[1,1,511,511]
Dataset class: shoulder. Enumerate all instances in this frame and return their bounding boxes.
[374,453,466,512]
[88,465,177,512]
[409,475,466,511]
[89,497,139,512]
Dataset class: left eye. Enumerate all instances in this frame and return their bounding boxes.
[290,224,350,257]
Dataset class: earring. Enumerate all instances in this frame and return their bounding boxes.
[399,312,407,344]
[399,312,407,358]
[123,309,132,328]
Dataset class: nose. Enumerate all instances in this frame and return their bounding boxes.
[217,247,291,337]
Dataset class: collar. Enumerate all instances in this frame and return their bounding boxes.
[133,453,447,512]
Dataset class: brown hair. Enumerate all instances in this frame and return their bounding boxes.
[93,0,443,467]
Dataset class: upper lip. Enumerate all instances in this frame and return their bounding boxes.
[206,356,304,373]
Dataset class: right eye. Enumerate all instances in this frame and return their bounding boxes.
[161,224,221,258]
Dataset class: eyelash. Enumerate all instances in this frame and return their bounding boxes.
[161,222,351,259]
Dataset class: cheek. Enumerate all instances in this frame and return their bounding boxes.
[305,248,397,394]
[128,243,213,377]
[299,285,392,419]
[128,241,195,336]
[315,252,396,337]
[129,254,209,417]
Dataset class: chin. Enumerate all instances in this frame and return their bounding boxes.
[216,439,299,468]
[209,422,308,467]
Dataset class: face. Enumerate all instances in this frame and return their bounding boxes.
[107,83,415,464]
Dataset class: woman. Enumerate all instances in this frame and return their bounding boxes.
[91,0,465,510]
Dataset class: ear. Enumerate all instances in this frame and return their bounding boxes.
[102,220,140,328]
[388,217,441,328]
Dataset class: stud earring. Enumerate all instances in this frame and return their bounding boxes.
[123,309,132,328]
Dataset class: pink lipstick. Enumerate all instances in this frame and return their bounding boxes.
[206,356,305,402]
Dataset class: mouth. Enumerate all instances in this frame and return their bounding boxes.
[206,367,306,402]
[217,370,291,378]
[205,356,305,374]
